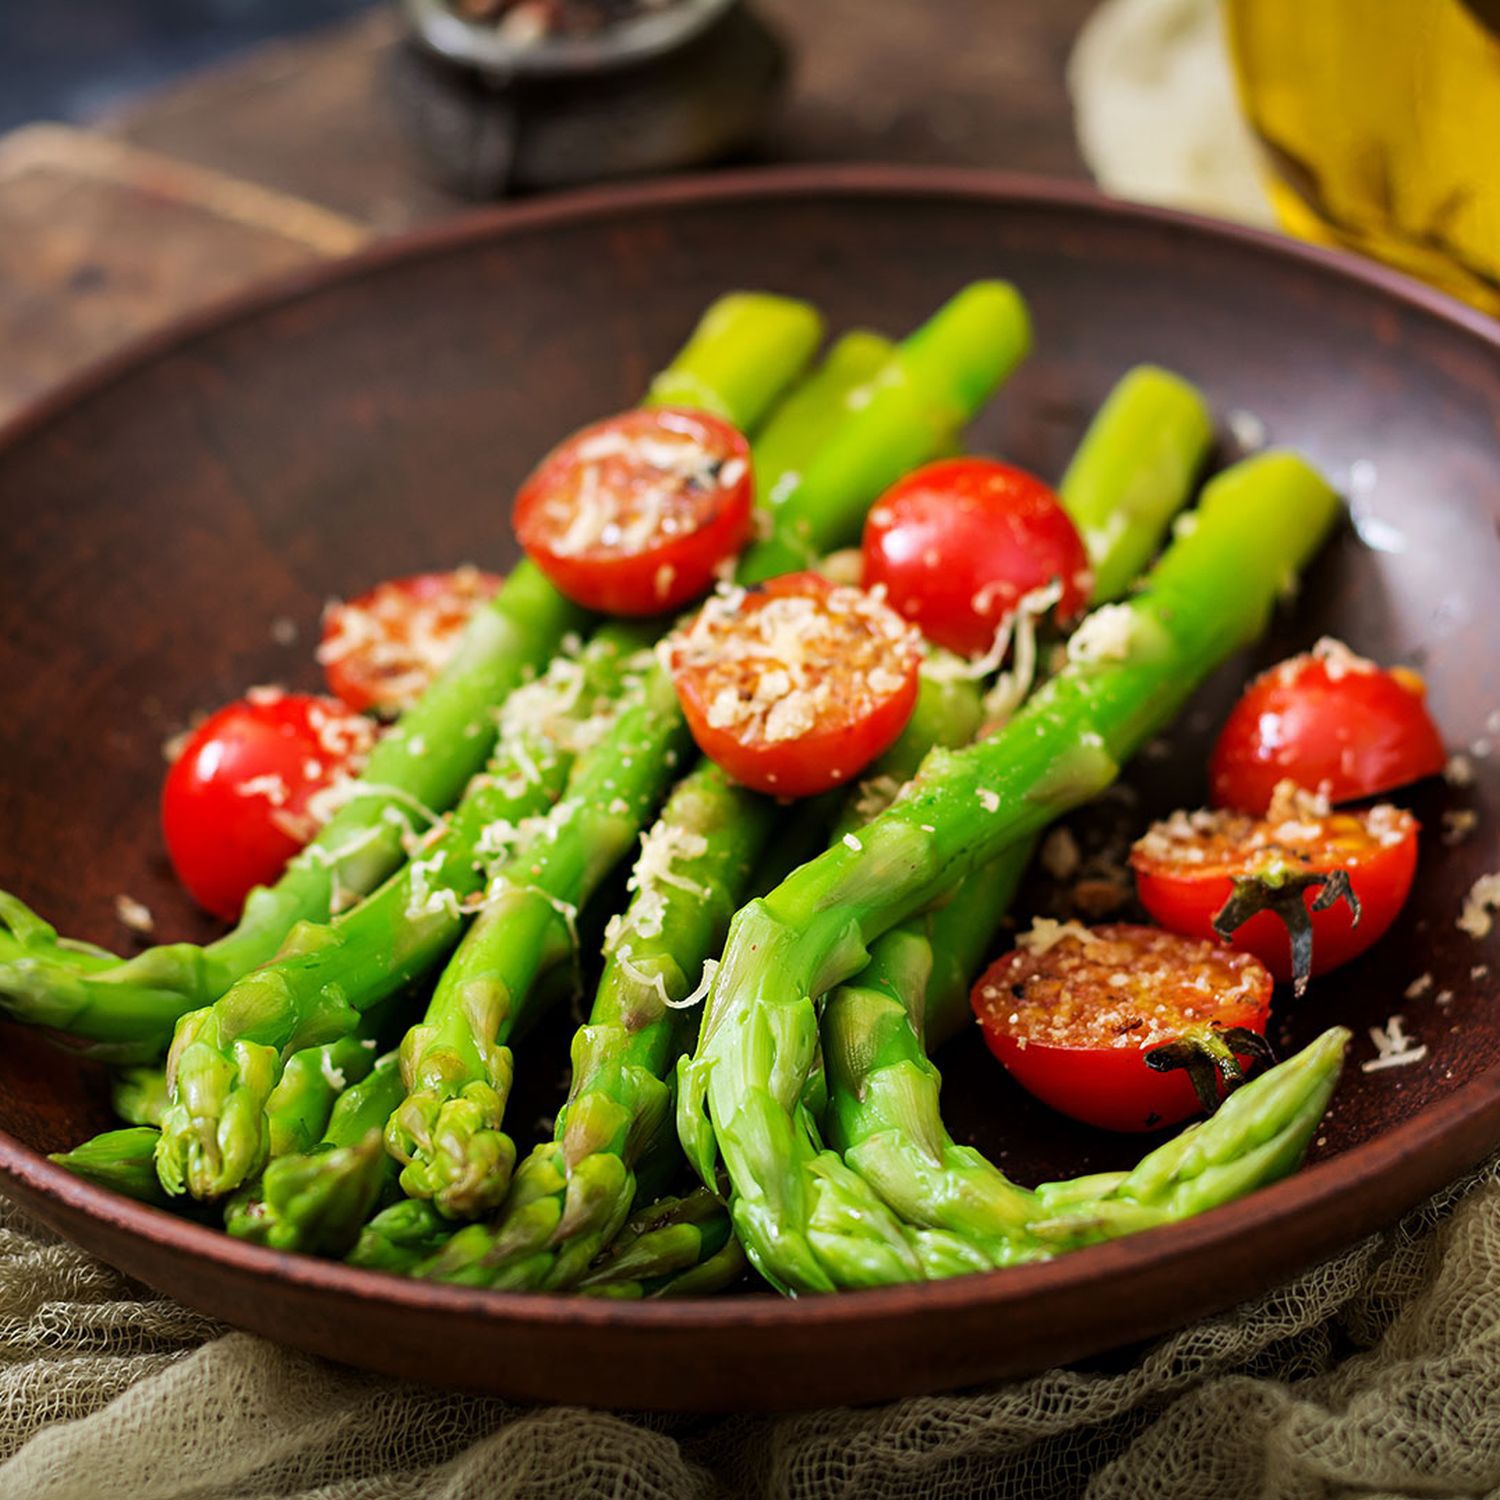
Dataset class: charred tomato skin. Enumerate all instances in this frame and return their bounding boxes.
[513,406,753,616]
[971,923,1273,1132]
[861,458,1092,656]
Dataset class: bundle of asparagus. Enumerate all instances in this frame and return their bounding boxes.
[16,280,1364,1306]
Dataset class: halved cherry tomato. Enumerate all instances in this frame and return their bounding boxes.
[319,567,503,714]
[972,922,1273,1132]
[667,571,921,797]
[514,406,753,616]
[1131,787,1419,984]
[161,692,376,920]
[861,458,1092,656]
[1209,638,1445,813]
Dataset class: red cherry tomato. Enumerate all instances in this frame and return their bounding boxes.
[161,692,376,920]
[667,571,921,797]
[1209,639,1445,813]
[1131,791,1419,984]
[514,406,753,616]
[319,567,503,714]
[861,458,1092,656]
[972,922,1273,1132]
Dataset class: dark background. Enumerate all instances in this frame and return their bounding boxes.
[0,0,376,130]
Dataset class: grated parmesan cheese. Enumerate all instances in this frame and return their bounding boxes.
[1444,754,1475,788]
[114,894,155,935]
[319,1052,347,1091]
[1403,973,1433,1001]
[666,958,720,1011]
[1361,1014,1428,1073]
[1458,873,1500,939]
[1066,602,1137,665]
[1016,917,1098,957]
[668,580,920,750]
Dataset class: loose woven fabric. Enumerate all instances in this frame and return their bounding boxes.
[3,1161,1499,1500]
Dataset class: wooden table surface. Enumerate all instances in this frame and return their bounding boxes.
[0,0,1096,421]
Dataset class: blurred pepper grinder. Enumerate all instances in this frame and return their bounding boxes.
[390,0,787,197]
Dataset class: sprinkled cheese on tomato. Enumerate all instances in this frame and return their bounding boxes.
[514,407,753,616]
[667,572,921,797]
[320,568,503,714]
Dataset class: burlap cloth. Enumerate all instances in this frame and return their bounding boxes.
[1,1154,1496,1500]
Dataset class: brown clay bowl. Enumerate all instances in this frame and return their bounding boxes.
[1,167,1498,1411]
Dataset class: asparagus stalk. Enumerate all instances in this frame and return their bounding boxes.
[0,293,821,1049]
[820,366,1216,1248]
[226,1052,405,1254]
[55,1030,377,1213]
[387,660,693,1219]
[418,288,1029,1275]
[110,1066,170,1128]
[156,628,647,1198]
[574,1188,748,1299]
[51,1127,172,1207]
[739,282,1030,582]
[1026,1026,1350,1245]
[347,1196,453,1275]
[680,451,1341,1292]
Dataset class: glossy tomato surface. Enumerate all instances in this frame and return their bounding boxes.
[161,693,374,919]
[972,923,1273,1132]
[668,571,921,797]
[1209,641,1445,812]
[1132,800,1420,983]
[320,568,503,714]
[862,458,1091,656]
[514,406,752,615]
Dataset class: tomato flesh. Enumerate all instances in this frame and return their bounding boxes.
[514,406,753,616]
[972,922,1273,1132]
[1209,639,1445,813]
[161,692,376,920]
[667,571,921,797]
[320,567,503,714]
[1131,790,1419,983]
[862,458,1092,656]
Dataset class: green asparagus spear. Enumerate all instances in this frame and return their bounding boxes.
[110,1066,170,1128]
[57,1028,377,1213]
[573,1188,748,1298]
[1026,1026,1350,1246]
[738,282,1030,582]
[347,1197,453,1275]
[156,628,646,1199]
[819,365,1216,1248]
[51,1128,172,1206]
[226,1052,405,1254]
[0,292,821,1049]
[1059,365,1214,603]
[420,759,776,1282]
[387,661,693,1219]
[680,451,1341,1292]
[418,290,1029,1276]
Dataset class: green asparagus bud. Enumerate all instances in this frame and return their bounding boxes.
[683,452,1340,1291]
[0,292,819,1051]
[51,1127,172,1207]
